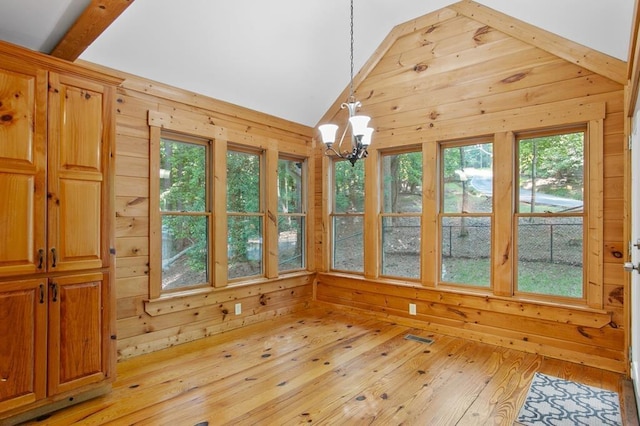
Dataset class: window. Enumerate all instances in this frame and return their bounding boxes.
[277,157,306,272]
[381,150,422,279]
[332,160,364,273]
[516,128,585,298]
[227,147,263,280]
[440,141,493,287]
[159,134,211,292]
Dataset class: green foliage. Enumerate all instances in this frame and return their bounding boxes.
[227,216,262,279]
[278,159,302,215]
[227,150,262,274]
[278,159,305,272]
[394,152,422,192]
[382,151,422,213]
[160,138,208,279]
[442,143,493,215]
[163,215,208,274]
[227,150,260,213]
[334,160,365,212]
[160,139,206,212]
[442,143,492,181]
[519,131,584,200]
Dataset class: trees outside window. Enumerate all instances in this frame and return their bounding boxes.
[227,148,263,280]
[381,150,422,279]
[440,141,493,287]
[278,158,305,272]
[150,118,312,300]
[516,129,585,298]
[159,135,211,292]
[332,160,364,273]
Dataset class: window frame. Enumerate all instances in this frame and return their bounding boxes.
[151,130,213,298]
[145,110,314,315]
[322,115,603,310]
[330,158,365,274]
[379,147,423,281]
[226,144,265,282]
[513,125,588,302]
[277,155,307,274]
[438,138,494,290]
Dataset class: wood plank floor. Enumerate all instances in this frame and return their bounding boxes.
[22,307,632,425]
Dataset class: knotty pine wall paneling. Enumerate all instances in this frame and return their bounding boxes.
[314,2,628,372]
[84,66,316,359]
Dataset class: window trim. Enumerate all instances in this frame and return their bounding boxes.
[438,138,494,290]
[513,125,588,302]
[226,145,266,282]
[321,110,604,310]
[150,129,213,299]
[379,148,423,281]
[277,155,307,274]
[147,111,312,303]
[330,158,365,274]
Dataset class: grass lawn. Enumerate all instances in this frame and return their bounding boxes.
[442,258,583,298]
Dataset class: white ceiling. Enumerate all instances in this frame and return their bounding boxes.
[0,0,634,127]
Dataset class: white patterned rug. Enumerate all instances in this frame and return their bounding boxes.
[516,372,622,426]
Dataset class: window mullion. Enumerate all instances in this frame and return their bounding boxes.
[586,119,603,309]
[265,146,278,279]
[149,126,162,299]
[493,131,514,297]
[423,141,438,286]
[213,138,228,287]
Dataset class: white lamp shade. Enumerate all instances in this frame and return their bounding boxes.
[349,115,371,137]
[361,127,374,147]
[318,124,339,144]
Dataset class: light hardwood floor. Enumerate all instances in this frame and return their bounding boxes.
[21,306,633,425]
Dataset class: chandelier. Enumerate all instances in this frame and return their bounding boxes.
[318,0,373,166]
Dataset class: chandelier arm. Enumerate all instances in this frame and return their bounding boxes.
[335,120,350,156]
[324,145,344,158]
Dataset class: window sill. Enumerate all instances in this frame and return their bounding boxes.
[144,271,315,316]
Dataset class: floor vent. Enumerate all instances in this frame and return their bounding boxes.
[404,334,434,344]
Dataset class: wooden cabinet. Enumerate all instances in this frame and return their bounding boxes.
[0,43,118,422]
[0,274,110,415]
[47,73,110,273]
[0,64,111,277]
[47,273,111,396]
[0,62,47,277]
[0,279,46,413]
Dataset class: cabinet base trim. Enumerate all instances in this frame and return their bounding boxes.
[0,384,111,426]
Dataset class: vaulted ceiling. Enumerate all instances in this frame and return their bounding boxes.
[0,0,634,127]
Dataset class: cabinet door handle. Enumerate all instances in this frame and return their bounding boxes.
[39,284,45,304]
[37,249,44,269]
[50,283,58,302]
[51,247,57,268]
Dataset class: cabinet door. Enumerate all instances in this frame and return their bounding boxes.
[47,73,111,272]
[0,62,47,277]
[48,273,111,396]
[0,279,47,412]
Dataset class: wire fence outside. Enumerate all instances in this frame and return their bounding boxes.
[442,222,582,266]
[332,218,583,268]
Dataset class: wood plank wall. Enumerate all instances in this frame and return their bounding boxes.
[84,0,628,372]
[314,4,628,372]
[100,68,316,359]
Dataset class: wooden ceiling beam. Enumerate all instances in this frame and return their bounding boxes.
[50,0,134,62]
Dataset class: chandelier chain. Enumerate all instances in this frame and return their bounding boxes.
[349,0,354,100]
[317,0,371,166]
